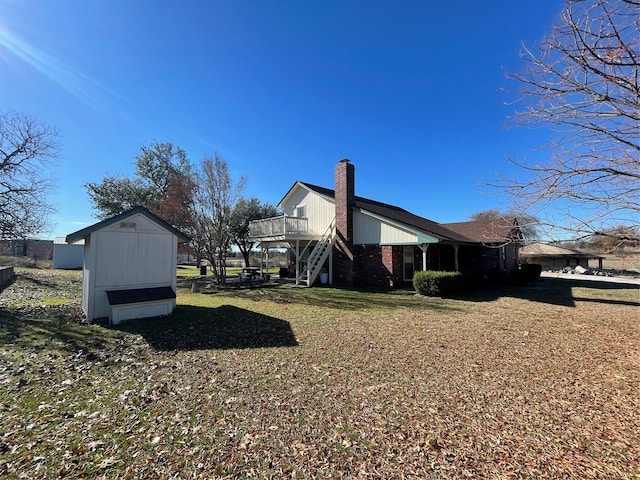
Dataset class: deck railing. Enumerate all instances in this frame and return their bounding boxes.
[249,215,308,238]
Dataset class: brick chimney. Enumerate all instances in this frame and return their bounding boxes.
[335,158,354,242]
[333,158,355,285]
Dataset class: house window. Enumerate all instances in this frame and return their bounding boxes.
[295,205,306,218]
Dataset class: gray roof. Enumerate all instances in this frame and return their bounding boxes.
[443,218,521,244]
[65,207,191,244]
[298,182,502,244]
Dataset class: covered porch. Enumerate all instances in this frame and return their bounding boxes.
[354,241,516,287]
[353,242,461,287]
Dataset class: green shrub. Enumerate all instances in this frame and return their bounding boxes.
[413,270,462,296]
[413,270,487,296]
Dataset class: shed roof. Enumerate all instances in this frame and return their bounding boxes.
[54,237,84,245]
[65,207,191,244]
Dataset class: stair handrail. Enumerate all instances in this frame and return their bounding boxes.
[303,216,336,286]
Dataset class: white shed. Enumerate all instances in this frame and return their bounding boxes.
[65,207,191,325]
[52,237,84,269]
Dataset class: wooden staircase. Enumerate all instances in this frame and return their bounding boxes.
[298,217,336,287]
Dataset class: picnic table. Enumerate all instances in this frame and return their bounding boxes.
[241,267,262,282]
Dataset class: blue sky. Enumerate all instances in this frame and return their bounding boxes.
[0,0,564,239]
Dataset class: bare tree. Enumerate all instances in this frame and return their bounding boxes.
[501,0,639,242]
[0,111,58,239]
[192,154,246,283]
[582,224,640,251]
[469,209,539,242]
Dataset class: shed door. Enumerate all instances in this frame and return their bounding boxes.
[403,246,414,281]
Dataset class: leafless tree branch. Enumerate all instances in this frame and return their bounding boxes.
[496,0,640,242]
[0,111,59,239]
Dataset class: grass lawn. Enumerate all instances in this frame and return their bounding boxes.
[1,268,639,479]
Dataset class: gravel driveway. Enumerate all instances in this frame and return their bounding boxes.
[541,271,640,286]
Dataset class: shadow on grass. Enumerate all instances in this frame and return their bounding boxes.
[0,305,116,357]
[114,304,298,351]
[220,285,459,312]
[451,277,640,308]
[17,271,61,289]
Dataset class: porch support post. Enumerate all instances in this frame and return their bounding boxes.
[295,240,300,286]
[260,244,264,272]
[328,246,333,285]
[453,243,460,272]
[417,243,429,271]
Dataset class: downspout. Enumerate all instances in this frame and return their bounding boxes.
[453,243,460,272]
[329,247,333,285]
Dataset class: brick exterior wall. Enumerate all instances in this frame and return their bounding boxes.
[353,245,405,288]
[0,240,53,260]
[333,159,355,285]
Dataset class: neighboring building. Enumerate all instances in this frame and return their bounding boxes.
[520,242,604,270]
[52,237,84,269]
[0,239,53,260]
[66,207,191,324]
[249,159,522,287]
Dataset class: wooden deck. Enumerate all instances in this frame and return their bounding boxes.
[248,215,321,242]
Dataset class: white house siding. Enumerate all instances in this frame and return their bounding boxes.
[85,213,178,321]
[281,187,335,236]
[354,210,419,245]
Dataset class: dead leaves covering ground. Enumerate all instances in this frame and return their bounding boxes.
[0,269,639,479]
